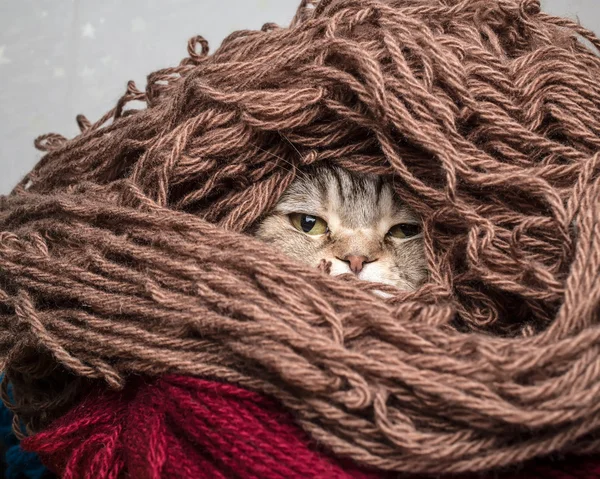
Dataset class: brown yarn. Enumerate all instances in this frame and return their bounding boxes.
[1,0,600,473]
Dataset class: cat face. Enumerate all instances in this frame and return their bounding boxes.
[256,167,428,291]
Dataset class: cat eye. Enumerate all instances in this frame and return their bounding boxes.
[387,223,421,239]
[289,213,328,235]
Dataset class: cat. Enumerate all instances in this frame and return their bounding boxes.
[256,166,428,291]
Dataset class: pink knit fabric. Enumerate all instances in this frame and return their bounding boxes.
[22,376,600,479]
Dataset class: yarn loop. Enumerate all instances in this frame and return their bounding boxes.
[1,0,599,474]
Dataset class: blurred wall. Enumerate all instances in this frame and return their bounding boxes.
[0,0,597,193]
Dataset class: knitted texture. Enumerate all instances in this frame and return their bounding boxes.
[1,0,600,475]
[21,376,600,479]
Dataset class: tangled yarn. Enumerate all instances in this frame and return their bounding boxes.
[23,376,377,479]
[21,375,600,479]
[1,0,599,475]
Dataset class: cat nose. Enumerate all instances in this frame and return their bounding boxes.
[342,255,369,274]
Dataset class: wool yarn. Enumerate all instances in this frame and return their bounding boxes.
[0,375,50,479]
[1,0,600,475]
[22,375,600,479]
[23,376,377,479]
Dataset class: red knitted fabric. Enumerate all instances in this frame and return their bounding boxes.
[22,376,600,479]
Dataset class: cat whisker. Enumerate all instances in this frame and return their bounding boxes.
[252,142,309,181]
[279,132,303,160]
[278,133,312,182]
